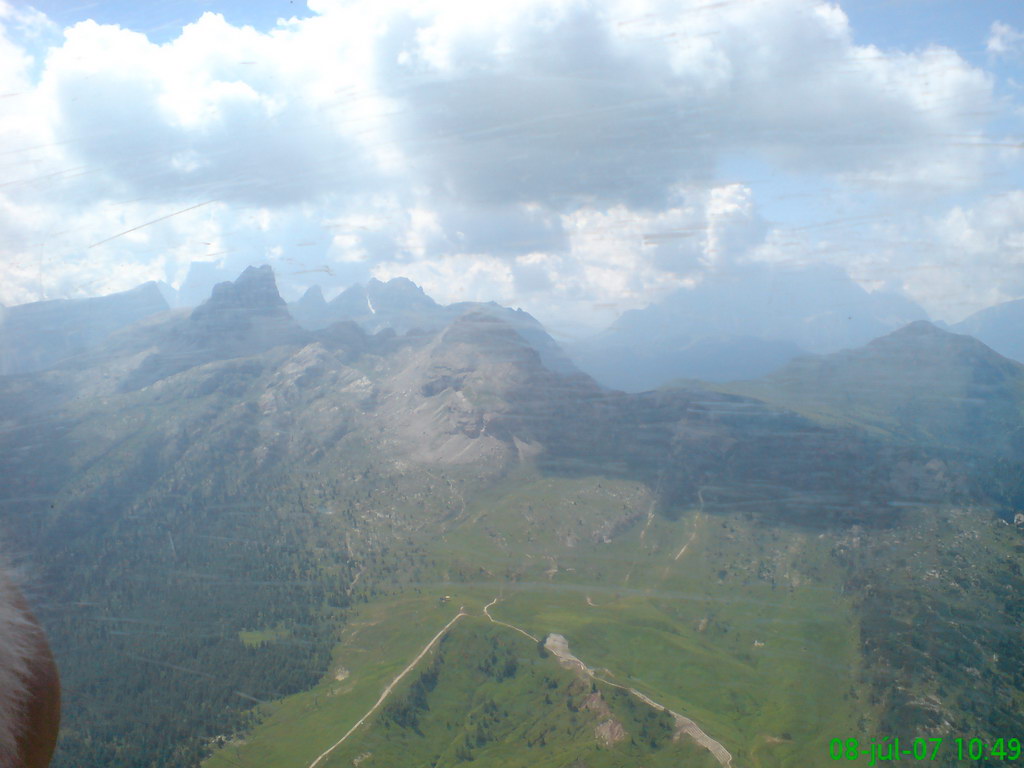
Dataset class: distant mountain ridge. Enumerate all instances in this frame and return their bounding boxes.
[0,282,169,375]
[291,277,440,333]
[6,265,978,502]
[717,320,1024,457]
[953,297,1024,365]
[5,263,1021,404]
[567,262,928,391]
[289,276,579,375]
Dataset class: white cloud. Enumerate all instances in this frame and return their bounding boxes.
[0,20,32,94]
[0,0,1018,330]
[924,193,1024,316]
[372,252,515,305]
[835,192,1024,322]
[705,185,766,269]
[362,185,766,333]
[35,13,388,207]
[373,0,996,204]
[988,21,1024,59]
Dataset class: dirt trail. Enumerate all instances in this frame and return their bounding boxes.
[544,632,733,768]
[483,598,538,643]
[674,488,705,561]
[307,609,467,768]
[639,506,655,542]
[483,602,733,767]
[673,526,698,561]
[312,596,732,768]
[660,488,705,580]
[626,495,660,584]
[345,565,366,597]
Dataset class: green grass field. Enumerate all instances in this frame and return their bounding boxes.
[205,472,873,768]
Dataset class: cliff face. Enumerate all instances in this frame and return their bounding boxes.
[121,265,308,392]
[189,265,290,333]
[286,277,579,375]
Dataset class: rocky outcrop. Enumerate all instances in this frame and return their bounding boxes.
[121,266,307,391]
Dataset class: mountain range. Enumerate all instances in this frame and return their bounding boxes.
[566,262,929,390]
[0,266,1021,768]
[288,276,580,376]
[717,320,1024,456]
[8,261,1023,392]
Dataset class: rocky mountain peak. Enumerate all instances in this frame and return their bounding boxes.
[190,265,289,332]
[366,277,439,312]
[328,283,369,315]
[291,285,330,329]
[209,265,285,311]
[296,284,326,308]
[435,311,540,366]
[118,266,306,391]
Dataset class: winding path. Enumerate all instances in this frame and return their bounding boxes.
[307,608,467,768]
[485,599,734,768]
[544,632,733,768]
[309,597,733,768]
[674,488,705,561]
[483,598,539,643]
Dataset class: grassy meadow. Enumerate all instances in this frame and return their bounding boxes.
[205,471,873,768]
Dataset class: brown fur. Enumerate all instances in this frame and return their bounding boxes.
[0,568,59,768]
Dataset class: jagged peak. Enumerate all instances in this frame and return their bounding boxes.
[382,276,421,290]
[188,265,291,335]
[297,284,326,306]
[329,282,367,305]
[366,276,438,308]
[198,265,285,313]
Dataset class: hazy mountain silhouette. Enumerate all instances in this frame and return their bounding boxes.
[0,282,169,375]
[720,320,1024,456]
[568,262,927,391]
[952,297,1024,365]
[289,277,579,375]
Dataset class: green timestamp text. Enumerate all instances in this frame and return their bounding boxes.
[829,737,1022,764]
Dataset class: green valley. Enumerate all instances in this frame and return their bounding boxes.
[0,267,1020,768]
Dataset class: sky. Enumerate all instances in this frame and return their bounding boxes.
[0,0,1022,337]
